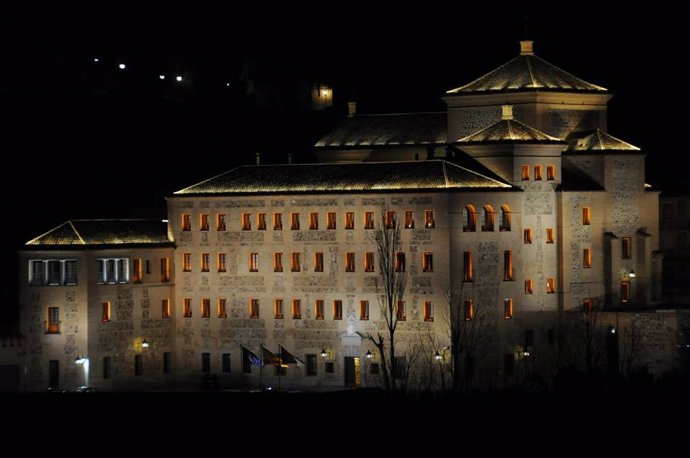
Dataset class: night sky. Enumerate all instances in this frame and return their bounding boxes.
[0,6,686,326]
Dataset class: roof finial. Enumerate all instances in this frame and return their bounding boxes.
[520,40,534,56]
[502,105,514,120]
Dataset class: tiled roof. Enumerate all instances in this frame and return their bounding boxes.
[565,129,640,152]
[447,54,607,95]
[174,160,511,195]
[315,113,446,148]
[26,220,172,248]
[456,119,564,144]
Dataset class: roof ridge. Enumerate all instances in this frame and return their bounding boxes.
[25,222,69,246]
[441,161,449,187]
[532,55,607,91]
[525,55,537,88]
[68,221,86,245]
[446,56,520,94]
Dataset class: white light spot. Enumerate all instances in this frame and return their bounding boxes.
[118,63,126,70]
[93,58,100,63]
[176,76,182,82]
[226,82,230,87]
[162,219,169,223]
[159,75,165,80]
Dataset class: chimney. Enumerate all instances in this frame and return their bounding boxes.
[519,40,534,56]
[255,152,261,165]
[502,105,514,120]
[347,101,357,117]
[287,153,292,164]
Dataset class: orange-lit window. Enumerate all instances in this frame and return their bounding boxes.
[273,213,283,230]
[200,214,209,231]
[183,299,192,318]
[101,302,111,322]
[547,165,556,181]
[364,212,374,229]
[359,301,369,320]
[249,253,259,272]
[386,211,396,229]
[364,252,374,272]
[291,213,300,230]
[482,205,494,231]
[249,299,259,319]
[274,299,284,319]
[345,212,355,230]
[583,298,593,312]
[292,300,301,319]
[621,281,630,303]
[218,253,226,272]
[463,251,473,282]
[345,252,355,272]
[425,210,435,229]
[314,252,324,272]
[525,279,533,294]
[423,301,433,322]
[132,258,142,283]
[201,299,211,318]
[546,278,555,294]
[217,214,226,231]
[181,214,191,231]
[242,213,251,230]
[315,300,325,320]
[405,211,414,229]
[257,213,267,230]
[309,212,319,230]
[395,253,406,272]
[521,165,530,180]
[46,307,59,333]
[423,252,433,272]
[463,205,477,232]
[291,253,301,272]
[546,228,555,244]
[183,253,191,272]
[582,207,591,225]
[161,257,170,282]
[583,248,592,268]
[500,205,511,231]
[504,299,513,320]
[464,300,474,321]
[218,299,227,318]
[622,237,632,259]
[534,165,542,181]
[162,299,170,319]
[327,212,336,230]
[396,301,406,321]
[503,250,513,281]
[201,253,210,272]
[274,253,283,272]
[524,228,532,244]
[333,300,343,320]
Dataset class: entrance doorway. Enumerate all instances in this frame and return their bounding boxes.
[344,356,360,387]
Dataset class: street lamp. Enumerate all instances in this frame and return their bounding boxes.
[320,348,328,358]
[433,350,443,362]
[628,269,636,279]
[141,339,150,349]
[365,350,373,359]
[75,355,86,364]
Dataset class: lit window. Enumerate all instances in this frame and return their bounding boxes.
[425,210,435,229]
[274,299,284,319]
[249,253,259,272]
[396,301,406,321]
[524,228,532,244]
[405,211,414,229]
[249,299,260,319]
[218,253,226,272]
[345,212,355,230]
[292,300,301,319]
[309,212,319,230]
[546,228,555,244]
[345,252,355,272]
[162,299,170,319]
[464,300,474,321]
[500,205,511,231]
[621,281,630,303]
[622,237,632,259]
[201,299,211,318]
[463,251,473,282]
[46,307,59,333]
[257,213,266,230]
[101,302,111,322]
[386,211,396,229]
[183,299,192,318]
[583,248,592,268]
[182,214,191,231]
[161,257,170,282]
[218,299,227,318]
[274,253,283,272]
[314,252,324,272]
[583,298,593,312]
[503,250,513,280]
[582,207,591,225]
[242,213,251,231]
[217,214,226,231]
[504,299,513,320]
[422,252,433,272]
[364,212,374,229]
[395,253,406,272]
[97,258,130,284]
[327,212,336,230]
[463,205,477,232]
[315,300,325,320]
[132,258,142,283]
[273,213,283,230]
[359,300,369,320]
[546,278,555,294]
[423,301,433,322]
[200,214,209,231]
[521,165,530,180]
[183,253,191,272]
[291,213,300,230]
[333,300,343,320]
[291,253,301,272]
[547,165,556,181]
[482,205,494,231]
[201,253,210,272]
[534,165,542,181]
[364,252,374,272]
[525,279,533,294]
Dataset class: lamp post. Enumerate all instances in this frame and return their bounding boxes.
[434,348,449,390]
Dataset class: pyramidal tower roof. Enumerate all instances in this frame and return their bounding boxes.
[456,105,564,144]
[447,41,608,95]
[565,129,641,152]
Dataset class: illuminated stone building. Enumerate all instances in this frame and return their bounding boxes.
[17,41,666,391]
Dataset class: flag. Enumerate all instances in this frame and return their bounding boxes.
[280,345,305,368]
[242,346,261,366]
[262,346,279,366]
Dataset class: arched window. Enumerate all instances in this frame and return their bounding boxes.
[500,205,511,231]
[482,205,494,232]
[463,205,476,232]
